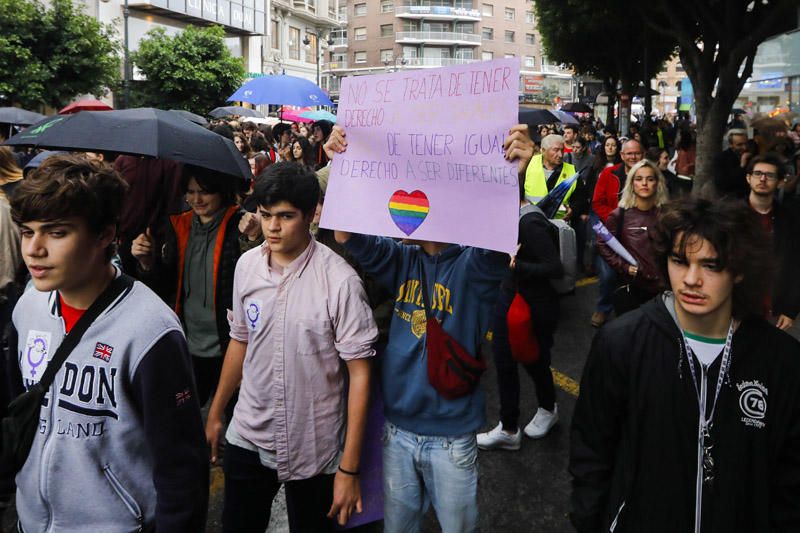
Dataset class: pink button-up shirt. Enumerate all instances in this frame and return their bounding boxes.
[229,238,378,481]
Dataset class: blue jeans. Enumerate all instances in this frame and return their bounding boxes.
[382,422,479,533]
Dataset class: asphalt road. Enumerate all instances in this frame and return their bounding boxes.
[5,277,798,533]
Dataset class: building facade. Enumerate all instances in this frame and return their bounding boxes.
[70,0,266,104]
[266,0,342,84]
[322,0,572,103]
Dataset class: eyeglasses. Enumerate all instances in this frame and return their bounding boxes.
[751,170,779,181]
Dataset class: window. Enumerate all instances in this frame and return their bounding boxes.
[481,51,494,61]
[403,20,419,31]
[380,24,394,37]
[481,27,493,40]
[481,3,493,16]
[525,33,535,45]
[354,51,367,63]
[271,19,280,49]
[676,62,685,72]
[380,49,394,62]
[403,46,419,58]
[354,3,367,16]
[504,53,515,58]
[305,33,317,64]
[289,26,300,60]
[354,27,367,40]
[524,56,535,68]
[504,7,515,20]
[381,0,394,13]
[526,11,534,24]
[505,30,514,43]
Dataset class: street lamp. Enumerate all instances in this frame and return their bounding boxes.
[303,30,334,87]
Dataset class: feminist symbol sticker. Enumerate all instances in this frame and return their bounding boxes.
[244,299,263,332]
[23,330,52,382]
[388,190,430,236]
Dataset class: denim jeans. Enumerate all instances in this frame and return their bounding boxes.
[382,422,479,533]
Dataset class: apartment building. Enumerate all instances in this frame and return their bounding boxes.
[267,0,342,83]
[322,0,573,102]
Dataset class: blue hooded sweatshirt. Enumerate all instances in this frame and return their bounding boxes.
[345,234,508,436]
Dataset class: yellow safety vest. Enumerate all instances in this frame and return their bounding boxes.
[524,154,576,217]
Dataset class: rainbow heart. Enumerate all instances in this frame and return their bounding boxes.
[388,190,430,236]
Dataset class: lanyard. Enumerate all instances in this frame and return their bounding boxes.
[682,321,734,425]
[681,321,735,487]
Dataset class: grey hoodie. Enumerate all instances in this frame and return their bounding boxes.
[11,277,208,532]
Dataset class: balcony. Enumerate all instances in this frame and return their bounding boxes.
[330,37,348,49]
[395,5,481,21]
[396,31,481,46]
[404,57,478,67]
[542,63,572,75]
[325,61,349,71]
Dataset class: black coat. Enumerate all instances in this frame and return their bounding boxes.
[713,149,749,199]
[507,210,563,324]
[570,296,800,532]
[767,199,800,319]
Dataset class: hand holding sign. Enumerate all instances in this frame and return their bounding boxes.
[320,59,521,254]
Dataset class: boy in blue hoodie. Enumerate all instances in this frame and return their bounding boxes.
[325,125,533,532]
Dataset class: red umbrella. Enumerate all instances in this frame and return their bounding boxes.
[59,99,113,115]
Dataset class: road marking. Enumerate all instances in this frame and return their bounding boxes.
[210,466,224,495]
[576,276,598,288]
[552,367,580,397]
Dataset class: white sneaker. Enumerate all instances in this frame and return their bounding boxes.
[524,405,559,439]
[477,422,522,451]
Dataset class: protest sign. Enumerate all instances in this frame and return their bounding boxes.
[319,58,520,253]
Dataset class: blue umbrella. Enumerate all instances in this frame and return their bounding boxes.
[228,74,333,107]
[300,109,337,123]
[534,172,579,219]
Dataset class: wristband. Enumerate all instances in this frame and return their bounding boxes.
[338,466,360,476]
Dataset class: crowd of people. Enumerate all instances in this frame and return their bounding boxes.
[0,105,799,533]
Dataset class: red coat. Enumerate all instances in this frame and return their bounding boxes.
[592,163,626,222]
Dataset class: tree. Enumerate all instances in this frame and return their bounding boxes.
[132,25,246,114]
[0,0,120,109]
[535,1,677,132]
[640,0,798,192]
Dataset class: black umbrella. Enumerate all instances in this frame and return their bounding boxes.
[561,102,593,113]
[0,107,46,125]
[4,108,250,179]
[209,106,264,119]
[169,109,209,126]
[518,108,560,128]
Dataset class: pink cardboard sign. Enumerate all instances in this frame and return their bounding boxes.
[319,58,521,254]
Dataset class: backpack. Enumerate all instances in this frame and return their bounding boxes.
[519,204,577,295]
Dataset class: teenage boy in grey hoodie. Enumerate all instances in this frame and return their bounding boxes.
[6,154,208,532]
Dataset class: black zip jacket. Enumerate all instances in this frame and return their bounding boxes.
[570,295,800,532]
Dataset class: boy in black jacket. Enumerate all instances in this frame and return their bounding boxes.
[570,198,800,533]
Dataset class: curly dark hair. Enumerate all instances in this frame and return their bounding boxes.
[652,198,773,319]
[10,153,128,260]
